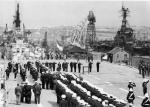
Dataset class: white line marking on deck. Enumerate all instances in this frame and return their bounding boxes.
[119,88,128,93]
[137,96,144,99]
[95,77,101,80]
[105,81,111,84]
[88,75,101,81]
[104,81,113,86]
[37,103,43,107]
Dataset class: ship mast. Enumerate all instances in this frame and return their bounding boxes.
[114,3,134,47]
[13,3,21,30]
[121,4,129,32]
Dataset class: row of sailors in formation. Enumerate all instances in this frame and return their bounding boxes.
[55,74,126,107]
[57,75,150,107]
[5,59,101,81]
[27,61,126,107]
[5,62,27,81]
[43,60,101,73]
[38,61,150,107]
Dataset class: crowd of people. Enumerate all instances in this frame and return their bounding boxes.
[5,61,42,105]
[4,60,150,107]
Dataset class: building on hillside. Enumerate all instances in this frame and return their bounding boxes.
[107,47,129,64]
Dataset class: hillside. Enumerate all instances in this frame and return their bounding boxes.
[0,26,150,45]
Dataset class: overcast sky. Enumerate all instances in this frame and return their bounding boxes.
[0,0,150,28]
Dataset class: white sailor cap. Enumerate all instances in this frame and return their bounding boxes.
[86,104,91,107]
[72,93,77,98]
[92,95,97,99]
[61,94,66,99]
[143,79,149,82]
[76,78,80,81]
[105,100,109,104]
[77,96,81,101]
[102,101,106,106]
[80,100,85,104]
[65,89,70,93]
[83,88,87,92]
[109,104,115,107]
[98,98,102,102]
[129,103,133,106]
[145,93,149,98]
[71,80,76,84]
[87,91,91,96]
[129,80,132,83]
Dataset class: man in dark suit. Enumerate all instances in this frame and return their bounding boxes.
[33,82,42,104]
[24,83,32,104]
[78,61,82,73]
[96,61,100,72]
[20,82,25,103]
[62,61,66,71]
[40,72,46,89]
[88,61,93,73]
[52,62,57,71]
[15,84,22,105]
[70,62,73,72]
[74,62,77,72]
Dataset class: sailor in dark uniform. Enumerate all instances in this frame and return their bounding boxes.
[88,61,93,73]
[70,93,77,107]
[52,62,57,71]
[70,62,73,72]
[59,95,68,107]
[96,61,100,72]
[65,61,69,72]
[25,83,32,104]
[128,81,136,90]
[142,79,149,95]
[40,72,46,89]
[45,71,50,89]
[138,62,142,74]
[127,88,135,107]
[20,82,25,102]
[57,62,61,72]
[142,64,146,78]
[78,61,82,73]
[62,61,66,71]
[141,93,150,107]
[73,62,77,73]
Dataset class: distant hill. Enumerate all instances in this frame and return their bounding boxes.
[28,26,150,42]
[0,26,150,44]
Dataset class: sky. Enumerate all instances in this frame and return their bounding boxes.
[0,0,150,28]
